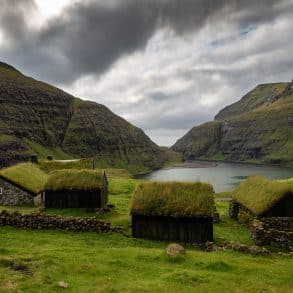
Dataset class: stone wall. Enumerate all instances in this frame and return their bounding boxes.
[252,218,293,251]
[0,210,119,233]
[229,200,254,225]
[229,200,239,219]
[230,201,293,251]
[0,178,34,206]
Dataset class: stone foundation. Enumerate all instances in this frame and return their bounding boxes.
[0,178,34,206]
[252,218,293,251]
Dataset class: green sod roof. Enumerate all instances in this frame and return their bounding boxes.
[45,169,105,191]
[130,181,215,217]
[0,163,49,194]
[232,176,292,216]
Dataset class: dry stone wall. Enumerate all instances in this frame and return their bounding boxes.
[230,201,293,251]
[0,178,34,206]
[0,210,119,233]
[229,200,254,225]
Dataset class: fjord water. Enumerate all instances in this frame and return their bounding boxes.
[139,161,293,192]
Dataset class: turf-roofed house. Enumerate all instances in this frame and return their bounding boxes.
[44,169,108,209]
[0,163,48,206]
[131,182,215,243]
[229,176,293,250]
[230,176,293,220]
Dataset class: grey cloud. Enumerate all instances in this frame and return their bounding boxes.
[0,0,290,83]
[1,0,293,146]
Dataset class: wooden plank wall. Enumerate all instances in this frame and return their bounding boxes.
[132,215,213,243]
[45,189,107,209]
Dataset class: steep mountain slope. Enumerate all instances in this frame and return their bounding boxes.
[215,83,288,120]
[173,81,293,166]
[0,61,173,171]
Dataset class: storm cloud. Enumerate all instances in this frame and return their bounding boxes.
[0,0,291,82]
[1,0,293,145]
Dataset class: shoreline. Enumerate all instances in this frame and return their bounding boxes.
[163,159,293,170]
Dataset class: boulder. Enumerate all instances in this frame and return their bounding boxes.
[58,281,69,289]
[166,243,185,257]
[249,245,270,256]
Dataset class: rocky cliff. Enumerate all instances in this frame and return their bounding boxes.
[0,62,174,171]
[173,82,293,166]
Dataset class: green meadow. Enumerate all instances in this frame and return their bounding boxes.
[0,177,292,292]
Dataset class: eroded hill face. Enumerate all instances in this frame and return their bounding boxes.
[173,81,293,166]
[0,62,170,171]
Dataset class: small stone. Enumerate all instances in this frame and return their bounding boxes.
[58,281,69,289]
[166,243,185,257]
[249,245,261,255]
[204,241,216,252]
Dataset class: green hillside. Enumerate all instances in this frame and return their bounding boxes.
[215,83,288,120]
[0,61,177,172]
[173,81,293,166]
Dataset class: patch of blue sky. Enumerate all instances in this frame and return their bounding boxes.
[207,25,257,49]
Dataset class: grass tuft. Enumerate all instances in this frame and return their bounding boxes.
[205,261,234,272]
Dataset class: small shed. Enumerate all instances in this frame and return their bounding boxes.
[230,176,293,250]
[230,176,293,219]
[44,169,108,209]
[0,163,48,206]
[131,181,215,243]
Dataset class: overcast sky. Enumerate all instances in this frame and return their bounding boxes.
[1,0,293,146]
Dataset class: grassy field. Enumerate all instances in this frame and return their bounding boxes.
[0,178,292,292]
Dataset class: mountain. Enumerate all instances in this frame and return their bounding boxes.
[0,61,178,171]
[172,81,293,166]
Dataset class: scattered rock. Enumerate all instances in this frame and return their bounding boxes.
[224,241,249,252]
[223,241,270,255]
[203,241,216,252]
[58,281,69,289]
[166,243,185,257]
[277,252,293,257]
[249,245,270,256]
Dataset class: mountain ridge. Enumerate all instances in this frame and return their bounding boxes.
[173,81,293,166]
[0,61,178,171]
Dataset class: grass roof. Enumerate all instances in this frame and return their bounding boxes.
[130,181,215,217]
[0,163,49,194]
[45,169,105,191]
[232,176,292,216]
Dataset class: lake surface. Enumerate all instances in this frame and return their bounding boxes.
[139,161,293,192]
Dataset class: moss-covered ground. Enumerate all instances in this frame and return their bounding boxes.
[0,178,292,292]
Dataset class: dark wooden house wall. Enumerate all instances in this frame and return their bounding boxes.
[45,189,107,209]
[44,172,109,209]
[261,194,293,217]
[132,215,213,243]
